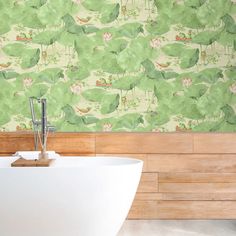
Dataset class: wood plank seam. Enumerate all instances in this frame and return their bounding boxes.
[158,172,236,183]
[135,193,236,201]
[2,133,236,219]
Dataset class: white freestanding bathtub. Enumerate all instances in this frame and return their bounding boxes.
[0,155,143,236]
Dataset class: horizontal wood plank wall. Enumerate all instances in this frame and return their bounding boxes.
[0,132,95,156]
[1,132,236,219]
[96,133,236,219]
[96,133,193,153]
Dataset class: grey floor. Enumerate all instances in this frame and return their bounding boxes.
[118,220,236,236]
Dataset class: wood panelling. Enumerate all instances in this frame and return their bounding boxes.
[159,173,236,183]
[159,183,236,193]
[47,134,95,154]
[147,154,236,173]
[137,173,158,193]
[1,132,236,219]
[96,133,193,154]
[129,201,236,219]
[0,136,34,154]
[0,132,95,155]
[135,193,236,201]
[193,133,236,153]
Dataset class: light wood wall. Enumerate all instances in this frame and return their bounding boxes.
[1,132,236,219]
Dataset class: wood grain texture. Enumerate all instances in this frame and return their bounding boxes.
[11,157,54,167]
[194,133,236,153]
[135,193,236,201]
[0,132,95,155]
[47,135,95,154]
[2,132,236,219]
[0,136,34,154]
[96,133,193,154]
[159,173,236,183]
[159,183,236,193]
[147,154,236,173]
[137,173,158,193]
[129,201,236,219]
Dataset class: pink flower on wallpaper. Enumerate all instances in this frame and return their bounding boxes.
[182,78,192,88]
[23,78,33,88]
[230,83,236,94]
[103,32,112,42]
[70,83,82,95]
[103,123,112,131]
[150,38,160,48]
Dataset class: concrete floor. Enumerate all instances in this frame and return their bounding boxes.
[118,220,236,236]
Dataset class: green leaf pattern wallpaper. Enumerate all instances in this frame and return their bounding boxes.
[0,0,236,132]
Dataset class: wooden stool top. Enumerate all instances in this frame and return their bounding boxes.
[11,157,54,167]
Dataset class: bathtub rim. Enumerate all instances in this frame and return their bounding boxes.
[0,156,143,169]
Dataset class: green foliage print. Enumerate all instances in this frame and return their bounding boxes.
[0,0,236,132]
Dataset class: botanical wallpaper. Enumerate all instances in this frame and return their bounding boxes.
[0,0,236,132]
